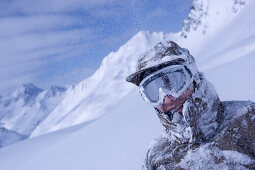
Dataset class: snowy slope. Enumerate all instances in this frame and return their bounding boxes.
[0,0,255,169]
[0,90,163,170]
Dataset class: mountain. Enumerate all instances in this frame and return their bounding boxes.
[30,31,177,137]
[0,83,66,146]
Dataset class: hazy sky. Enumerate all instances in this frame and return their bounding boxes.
[0,0,192,94]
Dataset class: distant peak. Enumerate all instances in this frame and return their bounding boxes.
[49,86,67,92]
[22,83,40,89]
[21,83,43,92]
[12,83,43,99]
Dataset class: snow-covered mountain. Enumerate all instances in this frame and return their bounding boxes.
[179,0,247,55]
[0,83,66,146]
[0,0,254,155]
[30,31,176,137]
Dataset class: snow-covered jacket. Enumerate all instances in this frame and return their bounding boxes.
[146,73,255,169]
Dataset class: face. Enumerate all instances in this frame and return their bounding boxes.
[138,64,195,115]
[156,83,194,114]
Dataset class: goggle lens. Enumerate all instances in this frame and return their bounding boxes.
[142,69,188,103]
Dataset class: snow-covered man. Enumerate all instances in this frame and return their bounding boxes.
[126,41,255,169]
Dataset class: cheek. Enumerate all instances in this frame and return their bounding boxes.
[175,88,193,106]
[156,105,165,112]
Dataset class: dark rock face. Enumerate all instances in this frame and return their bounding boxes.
[181,0,209,38]
[233,0,246,13]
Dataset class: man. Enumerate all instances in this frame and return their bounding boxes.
[126,41,255,169]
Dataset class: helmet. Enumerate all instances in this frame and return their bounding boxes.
[126,41,199,107]
[126,41,198,86]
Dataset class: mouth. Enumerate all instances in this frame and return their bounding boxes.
[157,103,184,122]
[165,103,184,114]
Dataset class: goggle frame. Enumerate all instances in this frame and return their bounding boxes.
[139,64,194,107]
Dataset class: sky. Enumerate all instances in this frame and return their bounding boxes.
[0,0,193,94]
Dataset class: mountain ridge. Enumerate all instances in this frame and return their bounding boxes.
[0,83,66,146]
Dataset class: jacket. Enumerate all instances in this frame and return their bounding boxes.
[146,73,255,170]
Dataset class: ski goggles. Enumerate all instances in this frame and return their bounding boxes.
[139,65,193,107]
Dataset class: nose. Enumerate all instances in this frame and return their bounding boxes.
[163,95,175,105]
[156,95,178,113]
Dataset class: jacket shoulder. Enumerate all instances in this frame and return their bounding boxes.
[216,100,255,161]
[221,100,255,121]
[146,134,189,170]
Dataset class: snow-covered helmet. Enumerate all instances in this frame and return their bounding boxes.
[126,41,199,107]
[126,41,198,86]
